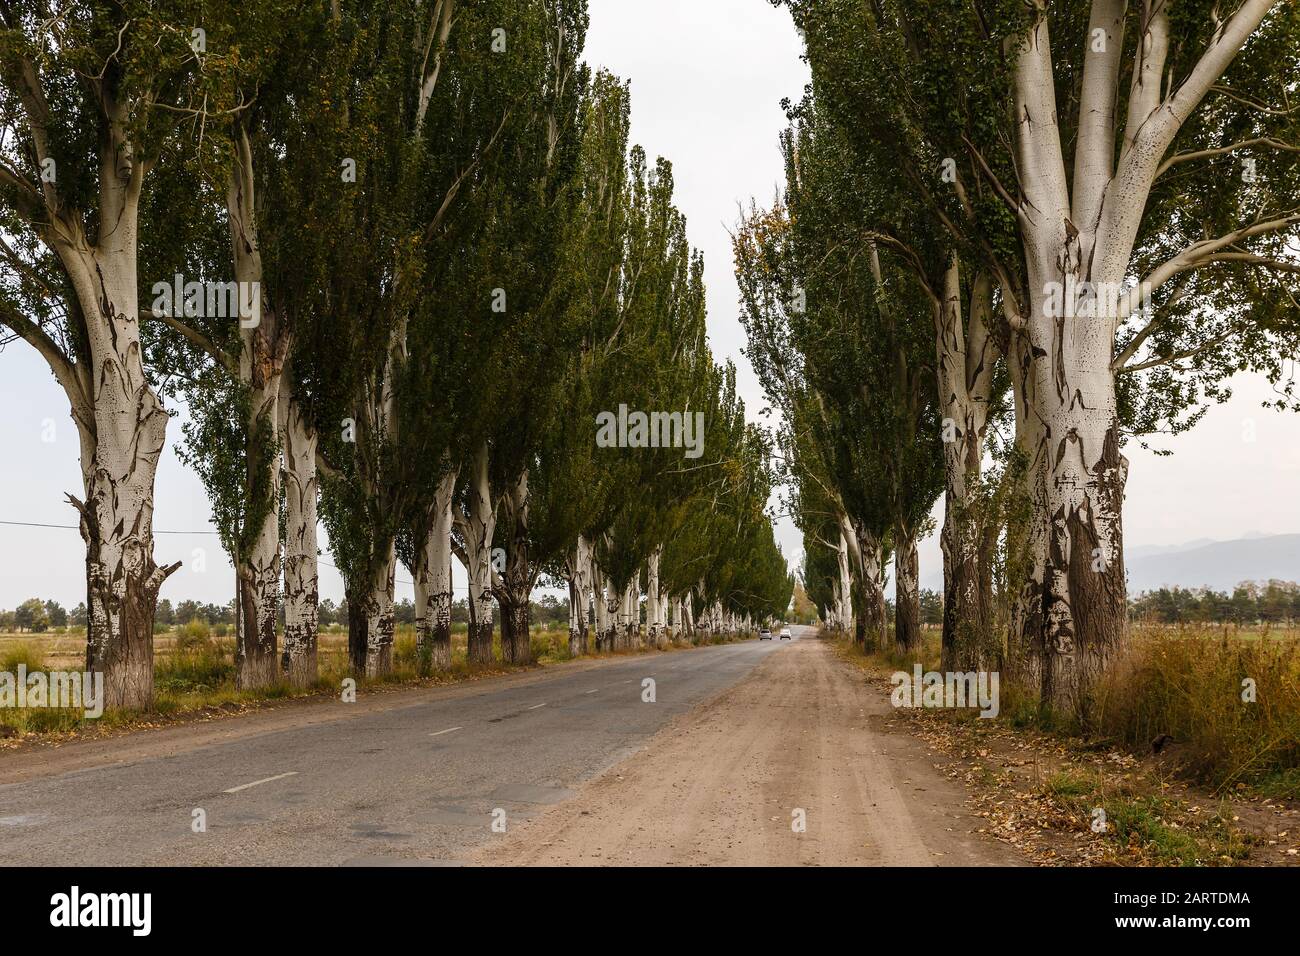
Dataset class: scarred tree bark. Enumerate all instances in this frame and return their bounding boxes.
[566,575,586,657]
[58,127,179,710]
[893,525,921,654]
[66,241,180,710]
[456,442,497,665]
[415,467,458,674]
[854,525,888,649]
[352,544,396,677]
[646,545,666,647]
[280,377,319,687]
[935,262,999,672]
[495,471,533,665]
[566,534,593,657]
[599,574,620,651]
[622,579,639,648]
[228,127,285,691]
[834,526,855,637]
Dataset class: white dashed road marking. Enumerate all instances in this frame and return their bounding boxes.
[223,771,299,794]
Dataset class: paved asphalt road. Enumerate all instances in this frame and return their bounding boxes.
[0,630,808,865]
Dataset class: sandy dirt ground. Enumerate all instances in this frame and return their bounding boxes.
[472,634,1025,866]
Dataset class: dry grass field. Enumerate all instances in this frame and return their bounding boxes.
[0,619,590,735]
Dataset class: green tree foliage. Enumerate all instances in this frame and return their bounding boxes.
[14,597,48,633]
[44,600,67,629]
[1130,581,1300,626]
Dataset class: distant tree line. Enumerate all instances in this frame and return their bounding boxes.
[1,592,586,636]
[1129,582,1300,626]
[19,580,1287,638]
[0,599,71,633]
[881,592,945,629]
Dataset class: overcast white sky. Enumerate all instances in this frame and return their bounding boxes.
[1,0,1297,609]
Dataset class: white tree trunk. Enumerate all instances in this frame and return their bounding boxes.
[280,380,319,687]
[362,542,396,677]
[566,572,585,657]
[600,573,620,651]
[567,534,593,656]
[659,586,670,643]
[1006,0,1275,712]
[64,241,177,711]
[1008,6,1219,713]
[457,442,497,664]
[230,376,281,692]
[834,526,855,636]
[893,525,921,654]
[12,70,194,710]
[495,470,533,665]
[935,261,998,672]
[646,546,665,647]
[228,125,284,691]
[415,466,458,673]
[234,452,281,692]
[620,579,638,649]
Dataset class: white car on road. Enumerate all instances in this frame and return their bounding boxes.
[779,627,792,640]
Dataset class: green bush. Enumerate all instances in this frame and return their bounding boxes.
[393,633,418,670]
[175,617,212,651]
[0,642,46,674]
[531,628,568,662]
[155,638,233,694]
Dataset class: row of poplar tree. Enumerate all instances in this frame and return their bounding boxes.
[737,0,1299,721]
[0,1,792,710]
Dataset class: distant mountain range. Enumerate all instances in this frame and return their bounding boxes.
[1125,533,1299,594]
[916,532,1299,594]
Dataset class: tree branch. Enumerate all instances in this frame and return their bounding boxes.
[1072,0,1127,229]
[0,160,45,222]
[1123,0,1278,181]
[1115,212,1300,321]
[1155,136,1300,179]
[141,307,237,375]
[0,298,88,412]
[1110,271,1192,371]
[960,133,1019,215]
[1119,328,1237,374]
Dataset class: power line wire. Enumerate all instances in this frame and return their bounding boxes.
[0,519,483,592]
[0,518,220,534]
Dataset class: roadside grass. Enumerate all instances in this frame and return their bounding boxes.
[837,623,1300,798]
[0,620,743,742]
[0,640,46,674]
[832,624,1296,865]
[0,641,86,735]
[1092,628,1300,798]
[1038,768,1252,866]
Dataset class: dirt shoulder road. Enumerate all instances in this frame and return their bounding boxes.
[473,632,1024,866]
